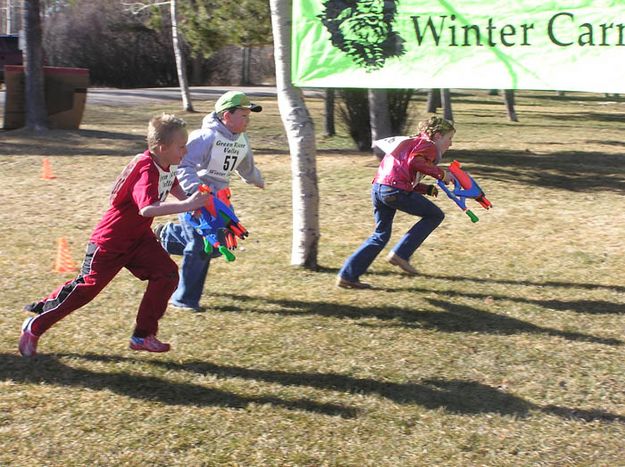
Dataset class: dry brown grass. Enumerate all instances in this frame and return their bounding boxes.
[1,91,624,466]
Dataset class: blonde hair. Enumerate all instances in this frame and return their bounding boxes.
[147,113,187,151]
[417,116,456,139]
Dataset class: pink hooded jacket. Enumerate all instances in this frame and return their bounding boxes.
[372,134,445,193]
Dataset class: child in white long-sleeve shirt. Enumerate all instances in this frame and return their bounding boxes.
[157,91,264,311]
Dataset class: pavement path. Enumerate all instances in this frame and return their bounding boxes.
[0,85,322,108]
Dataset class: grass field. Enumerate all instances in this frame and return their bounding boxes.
[1,90,624,465]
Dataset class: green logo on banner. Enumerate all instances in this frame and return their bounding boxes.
[318,0,406,70]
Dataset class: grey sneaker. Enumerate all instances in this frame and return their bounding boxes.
[152,222,172,243]
[169,301,202,312]
[387,252,418,275]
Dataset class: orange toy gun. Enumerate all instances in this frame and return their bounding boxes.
[437,160,492,223]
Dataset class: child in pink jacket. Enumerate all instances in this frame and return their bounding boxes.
[337,117,455,289]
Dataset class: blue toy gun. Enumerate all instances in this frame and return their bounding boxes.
[437,160,492,223]
[184,185,248,262]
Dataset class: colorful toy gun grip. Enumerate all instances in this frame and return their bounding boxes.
[187,185,248,262]
[466,209,479,223]
[437,160,491,223]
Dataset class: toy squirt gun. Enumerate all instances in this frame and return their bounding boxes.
[436,160,492,223]
[184,185,248,262]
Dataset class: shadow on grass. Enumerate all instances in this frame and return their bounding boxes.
[527,93,624,103]
[585,140,625,148]
[46,353,625,424]
[450,149,625,193]
[538,112,625,123]
[416,271,625,295]
[316,265,625,295]
[422,299,621,346]
[210,293,621,346]
[1,129,145,157]
[361,278,625,315]
[316,266,625,296]
[0,353,355,418]
[405,287,625,316]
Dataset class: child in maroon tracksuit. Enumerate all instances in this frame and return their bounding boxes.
[19,114,210,357]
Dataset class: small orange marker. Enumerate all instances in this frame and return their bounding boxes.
[54,237,78,273]
[41,158,56,180]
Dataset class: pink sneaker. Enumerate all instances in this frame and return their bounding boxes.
[19,317,40,357]
[129,335,170,353]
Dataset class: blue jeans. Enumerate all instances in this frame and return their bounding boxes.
[159,214,212,309]
[338,183,444,281]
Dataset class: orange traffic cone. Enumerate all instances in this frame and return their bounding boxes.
[54,237,79,273]
[41,158,56,180]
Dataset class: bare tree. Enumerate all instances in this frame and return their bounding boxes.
[123,0,193,111]
[369,89,391,160]
[6,0,13,33]
[441,88,453,121]
[24,0,47,131]
[269,0,319,269]
[170,0,193,111]
[240,46,251,85]
[503,89,518,122]
[324,89,335,137]
[426,89,452,121]
[426,88,441,113]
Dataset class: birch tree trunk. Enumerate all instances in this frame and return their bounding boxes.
[369,89,391,160]
[7,0,13,33]
[24,0,47,131]
[269,0,319,269]
[240,46,251,85]
[170,0,193,111]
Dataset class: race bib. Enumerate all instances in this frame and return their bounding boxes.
[155,163,178,201]
[202,134,249,182]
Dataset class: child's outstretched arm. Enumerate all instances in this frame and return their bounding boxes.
[139,191,210,218]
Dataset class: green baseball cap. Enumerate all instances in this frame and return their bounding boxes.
[215,91,262,113]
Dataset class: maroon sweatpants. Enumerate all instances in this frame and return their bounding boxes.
[27,235,178,338]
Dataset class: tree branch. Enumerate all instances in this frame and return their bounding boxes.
[121,1,170,15]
